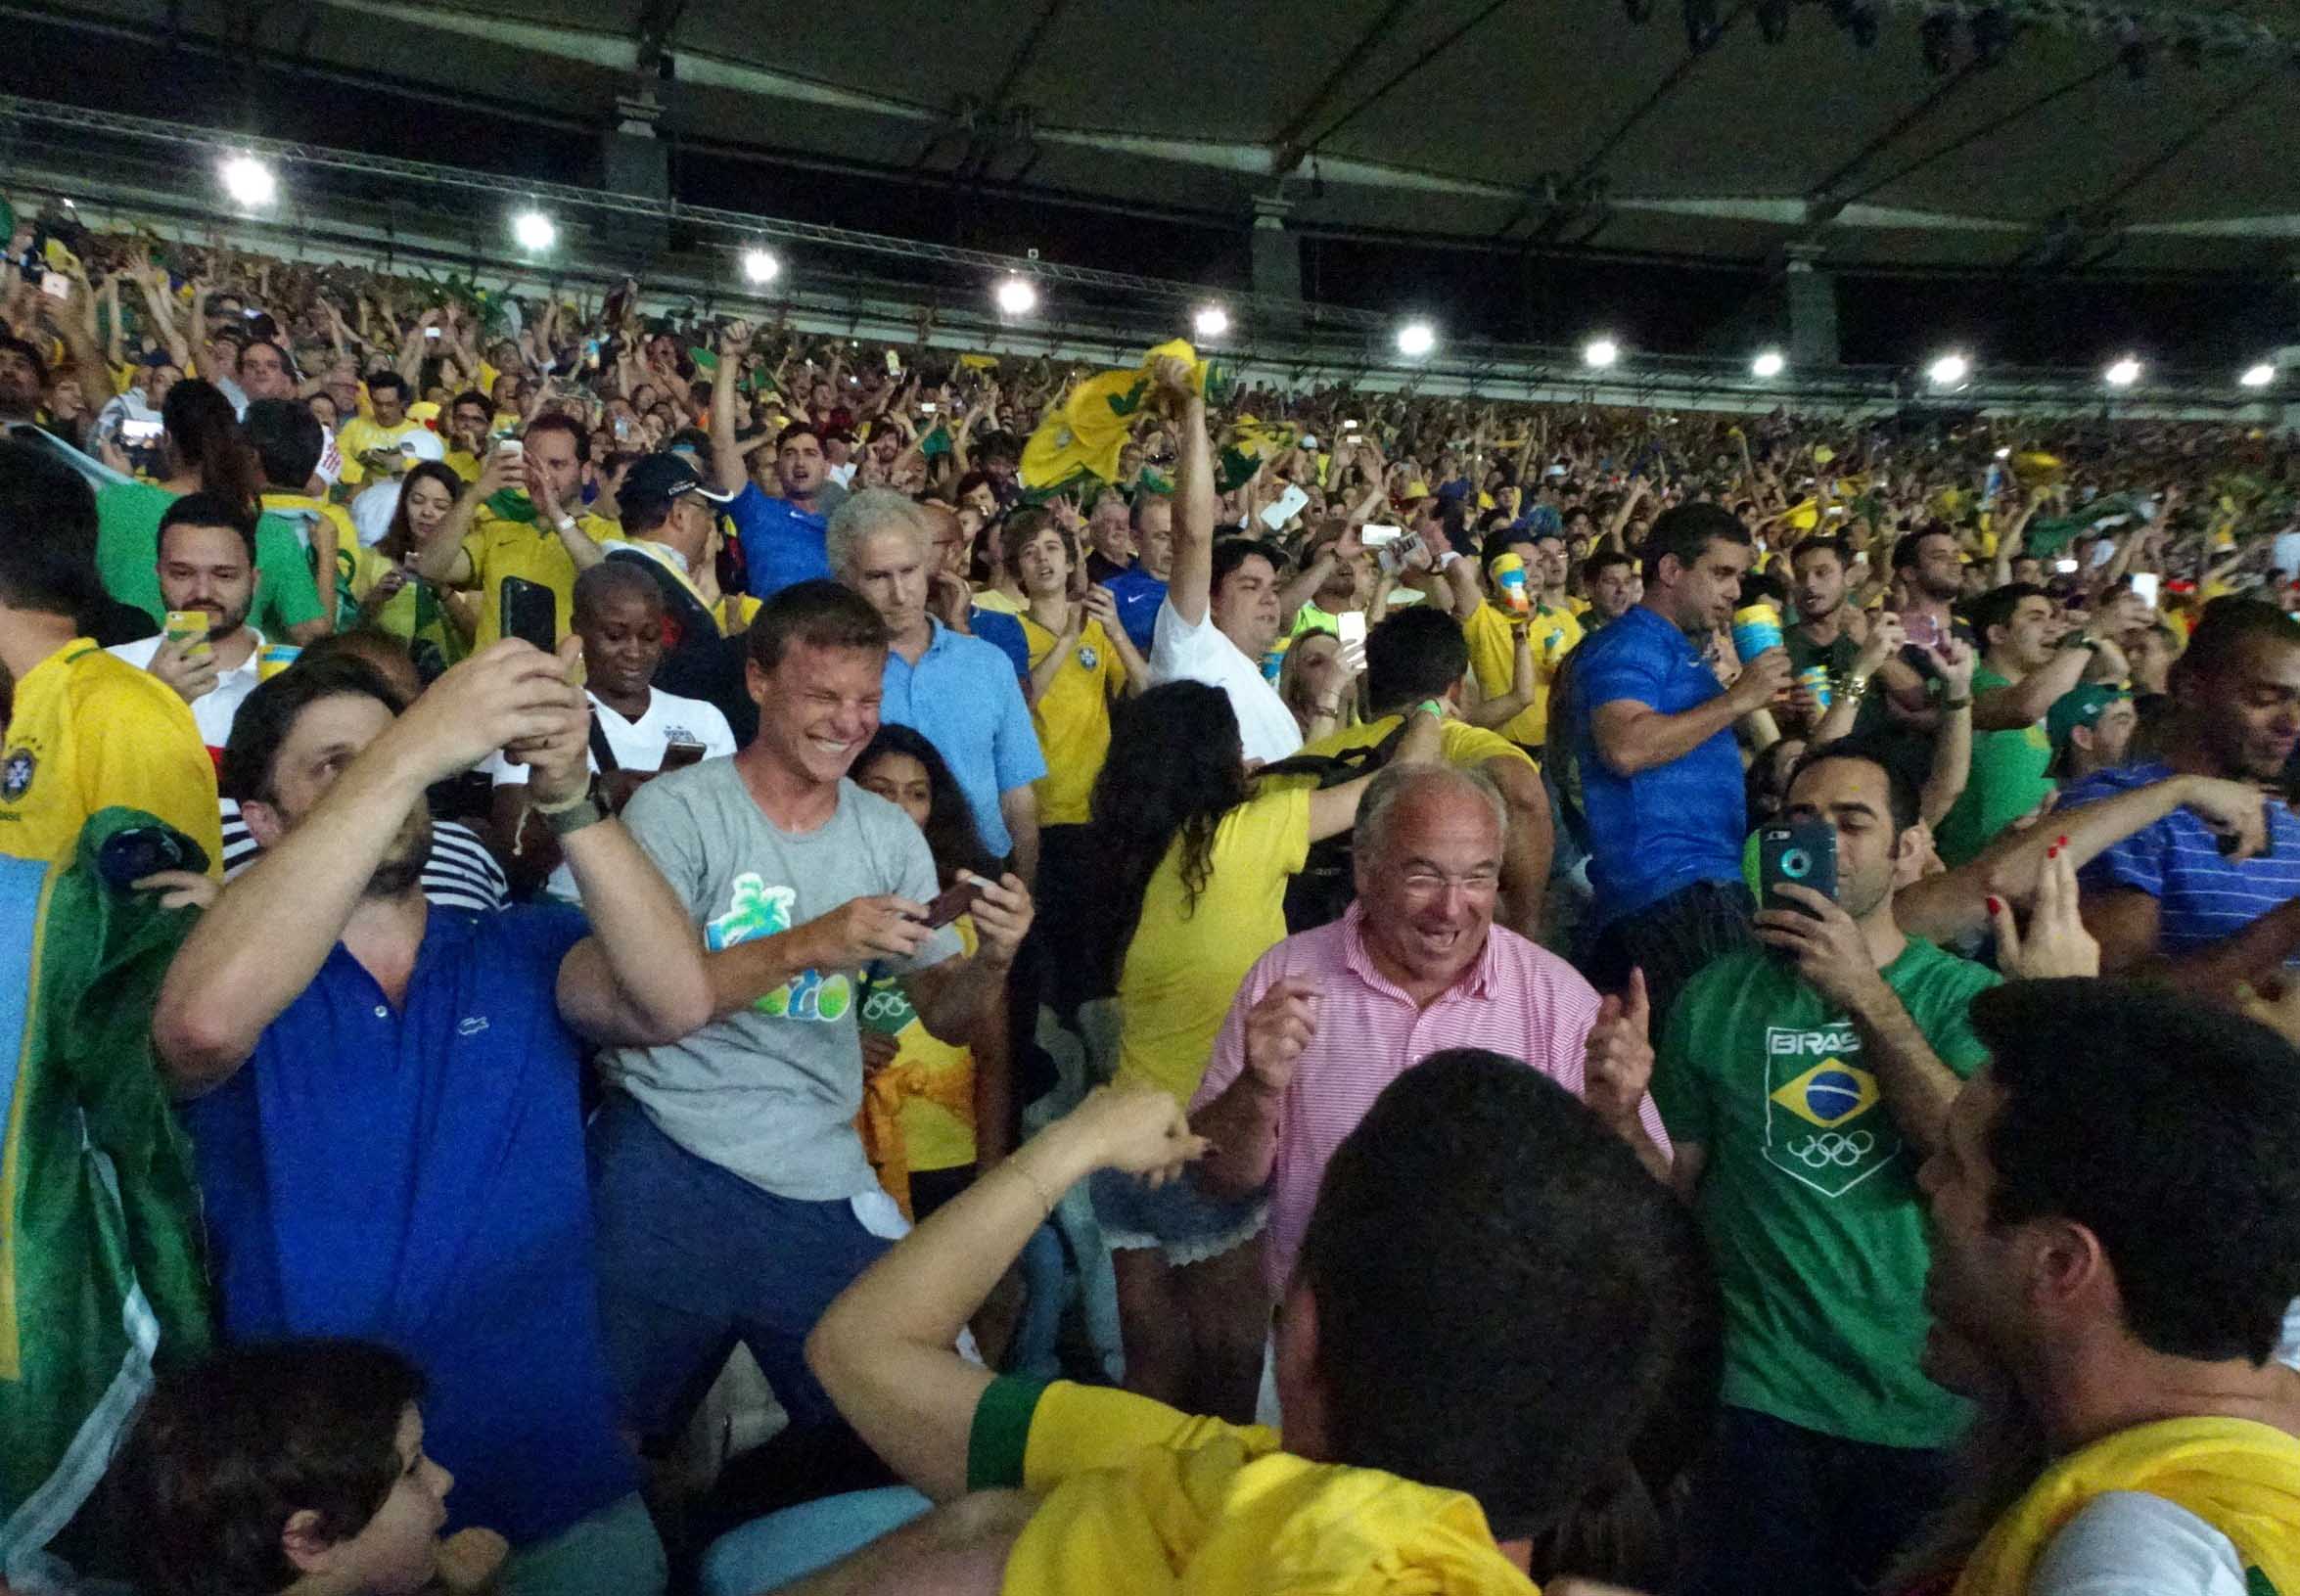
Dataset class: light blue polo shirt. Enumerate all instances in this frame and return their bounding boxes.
[1571,604,1748,926]
[880,619,1047,858]
[179,905,637,1547]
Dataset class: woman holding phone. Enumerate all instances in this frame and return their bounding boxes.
[336,459,474,680]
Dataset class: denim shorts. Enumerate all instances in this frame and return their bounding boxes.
[1089,1165,1267,1267]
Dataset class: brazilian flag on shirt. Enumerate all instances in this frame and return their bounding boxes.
[0,809,210,1576]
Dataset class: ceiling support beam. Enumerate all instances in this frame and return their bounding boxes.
[1267,0,1417,174]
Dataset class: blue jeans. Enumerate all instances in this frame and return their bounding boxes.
[588,1093,899,1437]
[1678,1405,1952,1596]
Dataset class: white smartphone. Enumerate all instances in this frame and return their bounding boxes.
[885,349,902,376]
[1359,524,1404,546]
[1336,610,1367,648]
[1260,484,1311,529]
[1342,419,1360,431]
[2055,559,2081,574]
[2130,572,2160,607]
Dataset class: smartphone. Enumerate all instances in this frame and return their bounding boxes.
[1377,532,1425,576]
[120,418,163,445]
[919,401,938,415]
[1260,484,1311,529]
[659,739,707,771]
[1904,612,1943,651]
[2055,558,2081,574]
[426,326,442,340]
[2130,572,2160,608]
[1336,610,1367,648]
[39,271,69,301]
[1758,820,1838,915]
[920,876,984,931]
[885,349,902,376]
[496,435,525,458]
[499,575,558,653]
[1343,419,1360,432]
[163,610,212,659]
[1359,524,1404,546]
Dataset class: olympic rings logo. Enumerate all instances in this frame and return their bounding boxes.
[861,990,911,1025]
[1783,1130,1875,1167]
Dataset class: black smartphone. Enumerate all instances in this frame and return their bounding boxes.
[500,575,558,653]
[1758,820,1838,915]
[660,739,707,771]
[920,877,985,931]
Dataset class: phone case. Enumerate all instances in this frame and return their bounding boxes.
[1758,821,1838,913]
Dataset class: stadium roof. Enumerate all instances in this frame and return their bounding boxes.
[23,0,2300,278]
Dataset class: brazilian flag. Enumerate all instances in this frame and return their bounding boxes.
[1020,339,1206,495]
[0,810,210,1577]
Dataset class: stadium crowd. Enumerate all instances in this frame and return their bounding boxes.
[0,203,2297,1596]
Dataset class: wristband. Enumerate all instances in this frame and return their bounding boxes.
[553,515,578,534]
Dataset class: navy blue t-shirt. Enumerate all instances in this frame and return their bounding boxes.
[1102,566,1169,656]
[727,482,830,600]
[180,905,637,1546]
[1571,604,1747,925]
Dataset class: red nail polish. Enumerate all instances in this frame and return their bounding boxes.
[1986,896,2003,915]
[2057,835,2070,848]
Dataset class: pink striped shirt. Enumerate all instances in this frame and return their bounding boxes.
[1190,902,1671,1297]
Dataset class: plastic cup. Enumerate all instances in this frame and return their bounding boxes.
[1492,552,1533,615]
[1731,603,1783,664]
[256,643,302,682]
[1798,663,1832,711]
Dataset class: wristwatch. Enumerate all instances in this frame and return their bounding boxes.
[536,776,609,837]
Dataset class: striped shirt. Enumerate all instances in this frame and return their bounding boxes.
[218,801,510,913]
[2060,759,2300,959]
[1190,901,1669,1297]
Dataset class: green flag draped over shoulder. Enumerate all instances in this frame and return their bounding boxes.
[0,809,211,1582]
[483,487,538,524]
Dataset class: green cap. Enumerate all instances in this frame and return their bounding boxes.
[2047,682,2128,752]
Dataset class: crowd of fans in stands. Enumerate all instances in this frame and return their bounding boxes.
[0,202,2296,1596]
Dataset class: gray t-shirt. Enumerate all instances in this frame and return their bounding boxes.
[609,756,962,1201]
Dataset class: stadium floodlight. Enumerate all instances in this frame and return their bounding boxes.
[741,247,781,286]
[1751,349,1785,379]
[1584,338,1620,369]
[511,209,557,252]
[219,155,277,208]
[2240,362,2277,389]
[1928,351,1970,387]
[1193,304,1230,340]
[1396,320,1437,358]
[994,276,1037,316]
[2104,356,2141,388]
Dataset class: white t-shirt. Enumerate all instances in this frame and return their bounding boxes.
[2030,1299,2300,1596]
[485,685,737,900]
[105,628,264,751]
[1147,597,1302,768]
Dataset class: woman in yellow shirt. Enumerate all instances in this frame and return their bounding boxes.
[1081,682,1441,1418]
[851,726,1011,1221]
[336,460,475,682]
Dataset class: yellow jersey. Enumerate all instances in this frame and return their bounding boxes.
[442,449,483,484]
[1018,613,1127,827]
[1288,713,1535,777]
[1462,601,1581,748]
[0,642,222,874]
[333,416,440,486]
[1117,786,1309,1104]
[459,502,620,651]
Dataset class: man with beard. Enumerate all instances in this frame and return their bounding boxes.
[1580,547,1640,628]
[1918,981,2300,1594]
[0,441,221,870]
[1786,535,1922,733]
[105,494,267,752]
[1655,734,2001,1596]
[154,641,713,1594]
[2063,599,2300,994]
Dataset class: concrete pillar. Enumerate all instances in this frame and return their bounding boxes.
[1785,250,1841,369]
[1250,193,1304,328]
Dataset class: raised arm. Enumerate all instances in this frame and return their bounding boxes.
[712,318,756,498]
[1160,357,1215,626]
[152,643,583,1095]
[806,1087,1206,1501]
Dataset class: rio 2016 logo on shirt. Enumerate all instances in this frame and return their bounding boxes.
[705,873,851,1023]
[1762,1025,1897,1197]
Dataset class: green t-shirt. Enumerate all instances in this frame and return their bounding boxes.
[1933,663,2053,867]
[93,480,325,636]
[1654,938,2001,1449]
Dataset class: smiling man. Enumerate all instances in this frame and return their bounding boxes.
[590,579,1035,1468]
[2061,598,2300,996]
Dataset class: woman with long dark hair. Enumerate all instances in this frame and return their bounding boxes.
[337,458,476,681]
[1082,680,1439,1418]
[92,378,329,644]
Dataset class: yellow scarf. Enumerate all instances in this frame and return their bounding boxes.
[1003,1428,1540,1595]
[1953,1417,2300,1596]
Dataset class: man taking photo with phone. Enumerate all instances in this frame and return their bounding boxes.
[1654,732,2004,1596]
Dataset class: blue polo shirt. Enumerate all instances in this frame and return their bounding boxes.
[970,606,1032,685]
[179,905,637,1547]
[1571,604,1747,926]
[2061,758,2300,959]
[881,619,1047,858]
[727,482,830,600]
[1103,566,1169,656]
